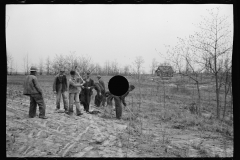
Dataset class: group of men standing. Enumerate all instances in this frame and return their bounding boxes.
[23,65,135,120]
[23,66,106,119]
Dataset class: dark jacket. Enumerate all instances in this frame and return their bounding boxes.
[83,78,95,95]
[53,74,68,93]
[23,75,43,95]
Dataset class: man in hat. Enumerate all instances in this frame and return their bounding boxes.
[68,70,85,116]
[23,66,47,119]
[94,75,106,107]
[79,71,95,113]
[53,67,68,113]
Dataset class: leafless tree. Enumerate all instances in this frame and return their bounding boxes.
[222,58,232,120]
[23,53,29,75]
[7,52,13,75]
[150,58,158,75]
[124,65,130,76]
[133,56,144,80]
[45,56,51,75]
[38,58,44,75]
[15,62,18,75]
[51,54,65,75]
[164,38,204,116]
[189,8,233,119]
[104,60,110,75]
[94,63,101,75]
[77,55,92,74]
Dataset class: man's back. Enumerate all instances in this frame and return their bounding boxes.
[23,75,41,95]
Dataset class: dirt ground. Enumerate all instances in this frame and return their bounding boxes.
[6,75,233,157]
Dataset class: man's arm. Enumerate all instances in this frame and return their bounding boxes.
[32,77,43,94]
[69,79,84,87]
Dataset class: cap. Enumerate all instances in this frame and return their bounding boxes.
[30,66,38,72]
[97,75,101,78]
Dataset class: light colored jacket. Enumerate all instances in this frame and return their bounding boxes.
[69,77,84,94]
[23,75,43,95]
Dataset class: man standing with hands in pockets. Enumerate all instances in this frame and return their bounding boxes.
[53,67,69,113]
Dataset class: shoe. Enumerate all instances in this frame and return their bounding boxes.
[29,116,35,118]
[39,116,48,119]
[55,108,59,112]
[67,112,73,116]
[86,111,90,114]
[64,110,68,114]
[76,113,83,116]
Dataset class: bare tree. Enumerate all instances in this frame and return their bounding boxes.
[38,58,44,75]
[222,58,232,120]
[51,54,65,75]
[164,39,204,116]
[150,58,158,75]
[7,52,14,75]
[15,62,18,75]
[124,65,130,76]
[45,56,51,75]
[95,63,102,75]
[104,60,110,75]
[189,8,233,119]
[23,54,29,75]
[133,56,144,80]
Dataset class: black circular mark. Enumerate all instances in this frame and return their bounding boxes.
[75,0,85,2]
[16,0,26,3]
[46,0,56,2]
[108,75,129,97]
[134,0,144,2]
[105,0,114,2]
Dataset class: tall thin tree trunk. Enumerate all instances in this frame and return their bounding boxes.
[215,72,220,119]
[196,81,201,116]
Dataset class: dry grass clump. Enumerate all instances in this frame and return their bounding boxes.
[170,86,191,95]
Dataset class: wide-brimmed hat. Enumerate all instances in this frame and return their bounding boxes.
[30,66,38,72]
[97,75,101,78]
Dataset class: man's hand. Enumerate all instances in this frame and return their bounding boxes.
[99,93,101,96]
[54,91,57,94]
[88,87,90,89]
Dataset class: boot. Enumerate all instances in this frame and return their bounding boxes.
[39,116,48,119]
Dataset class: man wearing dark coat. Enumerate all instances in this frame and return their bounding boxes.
[94,75,106,107]
[53,67,68,113]
[79,71,95,113]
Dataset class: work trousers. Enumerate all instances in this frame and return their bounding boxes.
[29,94,46,117]
[69,92,81,115]
[113,96,122,119]
[56,91,68,111]
[106,95,122,119]
[83,93,91,112]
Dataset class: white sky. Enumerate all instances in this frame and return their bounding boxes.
[6,4,233,73]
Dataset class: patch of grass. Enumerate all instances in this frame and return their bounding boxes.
[170,86,191,95]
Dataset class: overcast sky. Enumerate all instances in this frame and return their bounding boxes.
[6,4,233,73]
